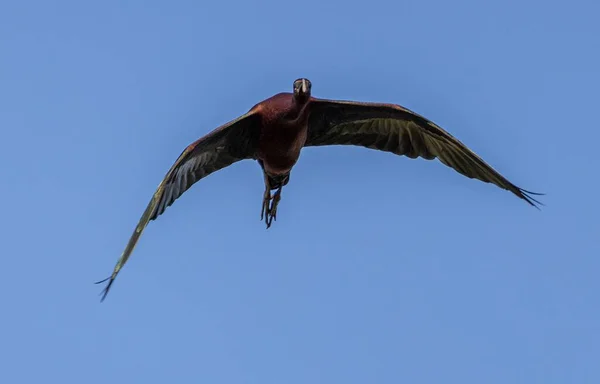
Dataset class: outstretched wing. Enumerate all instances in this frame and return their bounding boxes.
[305,98,543,207]
[96,110,261,301]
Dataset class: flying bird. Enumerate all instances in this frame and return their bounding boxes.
[96,77,543,301]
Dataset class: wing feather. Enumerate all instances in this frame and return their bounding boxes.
[96,110,261,301]
[305,98,543,207]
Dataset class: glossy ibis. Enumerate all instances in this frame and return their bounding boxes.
[96,78,543,301]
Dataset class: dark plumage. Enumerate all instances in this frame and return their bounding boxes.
[96,78,543,301]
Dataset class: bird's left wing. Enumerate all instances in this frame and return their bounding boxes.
[96,110,261,301]
[304,97,543,207]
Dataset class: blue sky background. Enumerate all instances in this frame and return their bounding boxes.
[1,0,598,383]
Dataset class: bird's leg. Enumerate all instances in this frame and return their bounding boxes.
[268,186,282,225]
[261,173,272,225]
[260,172,284,229]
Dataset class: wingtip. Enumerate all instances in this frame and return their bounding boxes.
[519,188,545,210]
[94,276,115,302]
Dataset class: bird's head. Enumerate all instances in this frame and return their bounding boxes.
[293,78,311,101]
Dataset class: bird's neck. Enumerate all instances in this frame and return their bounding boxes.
[287,97,310,125]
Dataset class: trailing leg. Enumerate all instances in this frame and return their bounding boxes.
[260,172,272,226]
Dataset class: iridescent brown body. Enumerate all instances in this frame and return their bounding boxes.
[97,78,543,301]
[254,92,310,182]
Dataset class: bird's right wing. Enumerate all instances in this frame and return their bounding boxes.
[305,98,543,207]
[96,109,262,301]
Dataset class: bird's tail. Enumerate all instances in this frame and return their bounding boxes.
[267,173,290,190]
[258,159,291,190]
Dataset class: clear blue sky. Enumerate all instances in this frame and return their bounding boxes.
[1,0,598,383]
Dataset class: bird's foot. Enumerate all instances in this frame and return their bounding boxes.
[261,190,272,223]
[268,189,281,224]
[260,188,282,229]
